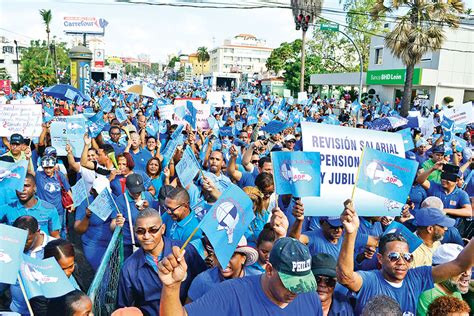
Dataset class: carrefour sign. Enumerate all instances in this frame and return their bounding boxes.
[366,68,422,85]
[63,17,108,35]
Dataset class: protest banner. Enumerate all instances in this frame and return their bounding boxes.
[207,91,231,108]
[383,221,423,253]
[99,96,113,112]
[271,151,321,197]
[161,138,179,168]
[0,103,42,137]
[444,102,473,126]
[0,224,28,285]
[297,92,308,104]
[88,188,117,221]
[418,113,435,138]
[71,178,88,207]
[200,185,255,267]
[176,146,201,188]
[396,128,415,152]
[20,255,75,299]
[87,111,107,138]
[173,98,210,129]
[283,89,291,98]
[0,159,28,192]
[50,115,87,157]
[115,107,128,123]
[353,147,418,216]
[301,122,405,216]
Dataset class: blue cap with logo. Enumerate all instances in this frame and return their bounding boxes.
[414,207,455,228]
[320,216,343,227]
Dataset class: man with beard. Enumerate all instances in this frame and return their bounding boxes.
[417,243,472,315]
[411,207,455,268]
[201,150,232,192]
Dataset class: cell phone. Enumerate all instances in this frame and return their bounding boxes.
[135,200,144,208]
[442,164,460,174]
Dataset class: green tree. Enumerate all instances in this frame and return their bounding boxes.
[371,0,464,116]
[20,40,69,87]
[196,46,210,74]
[125,64,140,76]
[167,56,180,69]
[0,67,11,80]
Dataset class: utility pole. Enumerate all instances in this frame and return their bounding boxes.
[13,40,20,86]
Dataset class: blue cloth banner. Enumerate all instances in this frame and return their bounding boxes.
[20,256,75,299]
[88,188,117,221]
[0,224,28,284]
[184,101,197,129]
[396,128,415,152]
[383,221,423,253]
[0,160,28,192]
[200,185,255,267]
[71,178,88,207]
[99,96,113,113]
[355,147,418,216]
[271,151,321,197]
[176,146,201,188]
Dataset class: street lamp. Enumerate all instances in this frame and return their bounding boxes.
[13,40,20,85]
[291,0,322,92]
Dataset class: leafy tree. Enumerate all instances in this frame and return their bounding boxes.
[39,9,52,45]
[125,64,140,76]
[371,0,464,116]
[20,40,69,87]
[167,56,180,68]
[0,67,11,80]
[196,46,210,74]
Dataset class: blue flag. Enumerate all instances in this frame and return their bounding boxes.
[88,188,117,221]
[383,221,423,253]
[87,111,107,138]
[146,118,160,137]
[351,100,361,114]
[207,116,217,129]
[176,146,201,188]
[171,125,184,140]
[200,185,255,267]
[261,121,287,135]
[261,110,275,124]
[162,138,179,168]
[43,106,55,123]
[219,126,233,137]
[116,107,128,123]
[174,105,186,119]
[0,224,28,284]
[441,116,455,131]
[184,101,197,129]
[99,96,113,113]
[354,147,418,216]
[20,255,75,299]
[396,128,415,152]
[0,160,28,192]
[271,152,322,197]
[247,113,258,126]
[71,178,88,207]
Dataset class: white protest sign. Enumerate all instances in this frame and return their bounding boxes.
[173,99,211,129]
[0,103,42,137]
[50,115,87,157]
[207,91,231,108]
[283,89,292,98]
[419,113,435,137]
[158,105,175,122]
[301,122,405,216]
[297,92,308,104]
[444,102,473,126]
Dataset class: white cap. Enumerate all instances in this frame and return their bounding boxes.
[92,176,111,194]
[284,134,296,142]
[432,243,463,265]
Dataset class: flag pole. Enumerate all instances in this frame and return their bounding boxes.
[180,220,205,252]
[351,147,365,201]
[17,274,34,316]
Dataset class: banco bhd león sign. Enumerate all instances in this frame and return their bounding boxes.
[366,68,422,85]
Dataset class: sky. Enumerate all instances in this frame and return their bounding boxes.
[1,0,472,63]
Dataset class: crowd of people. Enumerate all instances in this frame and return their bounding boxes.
[0,78,473,316]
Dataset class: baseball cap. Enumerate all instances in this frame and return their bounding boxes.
[421,196,444,212]
[311,253,336,278]
[269,237,316,294]
[320,216,343,227]
[414,207,455,228]
[441,172,459,182]
[432,145,445,154]
[432,243,463,265]
[405,151,416,161]
[416,138,428,148]
[44,146,57,157]
[41,156,57,168]
[92,177,111,195]
[284,134,296,142]
[126,173,145,194]
[10,133,24,145]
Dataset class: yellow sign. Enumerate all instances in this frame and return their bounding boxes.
[70,62,78,88]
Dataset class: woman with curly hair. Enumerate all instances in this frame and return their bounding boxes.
[427,296,470,316]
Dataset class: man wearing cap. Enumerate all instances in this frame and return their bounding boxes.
[2,133,35,174]
[0,173,60,237]
[337,201,474,315]
[421,145,445,183]
[283,134,296,152]
[416,164,472,218]
[117,208,206,316]
[158,237,323,315]
[417,243,472,316]
[411,207,456,268]
[415,138,430,165]
[311,253,354,316]
[111,173,157,258]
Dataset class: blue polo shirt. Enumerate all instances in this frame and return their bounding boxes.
[129,148,153,173]
[35,170,70,216]
[0,198,61,235]
[427,181,470,209]
[305,229,369,259]
[162,210,202,242]
[355,266,433,315]
[185,274,323,315]
[328,289,354,316]
[117,238,206,316]
[107,139,125,155]
[236,170,257,188]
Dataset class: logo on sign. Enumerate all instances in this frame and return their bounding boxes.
[366,161,403,188]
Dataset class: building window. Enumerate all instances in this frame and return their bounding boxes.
[2,46,14,54]
[374,48,383,65]
[0,59,4,63]
[12,60,20,64]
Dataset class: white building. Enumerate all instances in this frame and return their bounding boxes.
[0,36,27,83]
[209,34,273,76]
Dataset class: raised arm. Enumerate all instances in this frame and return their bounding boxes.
[432,238,474,283]
[336,200,363,293]
[80,134,95,170]
[444,204,472,218]
[416,161,443,189]
[242,141,259,172]
[227,145,242,182]
[288,199,308,244]
[66,144,81,173]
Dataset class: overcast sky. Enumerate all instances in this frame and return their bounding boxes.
[1,0,472,63]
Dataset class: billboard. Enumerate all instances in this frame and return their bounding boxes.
[63,17,108,35]
[0,80,11,94]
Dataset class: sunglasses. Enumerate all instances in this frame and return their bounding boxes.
[315,275,337,287]
[251,160,259,164]
[135,224,163,236]
[162,204,184,214]
[387,252,413,263]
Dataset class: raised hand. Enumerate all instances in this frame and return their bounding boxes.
[292,199,304,221]
[157,246,188,286]
[340,199,359,234]
[270,207,289,239]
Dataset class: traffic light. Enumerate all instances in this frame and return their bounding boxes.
[295,13,304,30]
[302,15,311,32]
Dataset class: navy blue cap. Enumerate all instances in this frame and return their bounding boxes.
[10,133,24,145]
[432,145,445,154]
[320,216,343,227]
[405,151,416,161]
[414,208,455,228]
[44,146,57,157]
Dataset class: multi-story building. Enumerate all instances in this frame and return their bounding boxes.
[209,34,272,76]
[188,53,210,76]
[0,36,26,83]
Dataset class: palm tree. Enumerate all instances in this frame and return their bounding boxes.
[39,9,52,68]
[371,0,464,117]
[196,46,210,75]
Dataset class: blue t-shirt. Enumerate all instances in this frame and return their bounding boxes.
[0,198,61,235]
[130,148,153,173]
[185,274,323,315]
[355,266,434,315]
[75,194,113,247]
[35,171,70,215]
[245,211,270,247]
[305,228,368,259]
[107,139,126,155]
[236,170,257,188]
[427,181,470,210]
[162,210,202,242]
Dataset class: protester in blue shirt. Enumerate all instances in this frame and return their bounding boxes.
[109,152,154,197]
[161,186,202,243]
[126,132,152,173]
[103,125,126,155]
[0,173,60,237]
[158,237,323,316]
[117,208,206,316]
[337,201,474,315]
[247,225,276,275]
[74,177,114,271]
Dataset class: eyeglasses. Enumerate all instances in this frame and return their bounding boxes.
[251,160,259,164]
[315,275,337,287]
[162,204,184,214]
[387,252,413,263]
[135,224,163,236]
